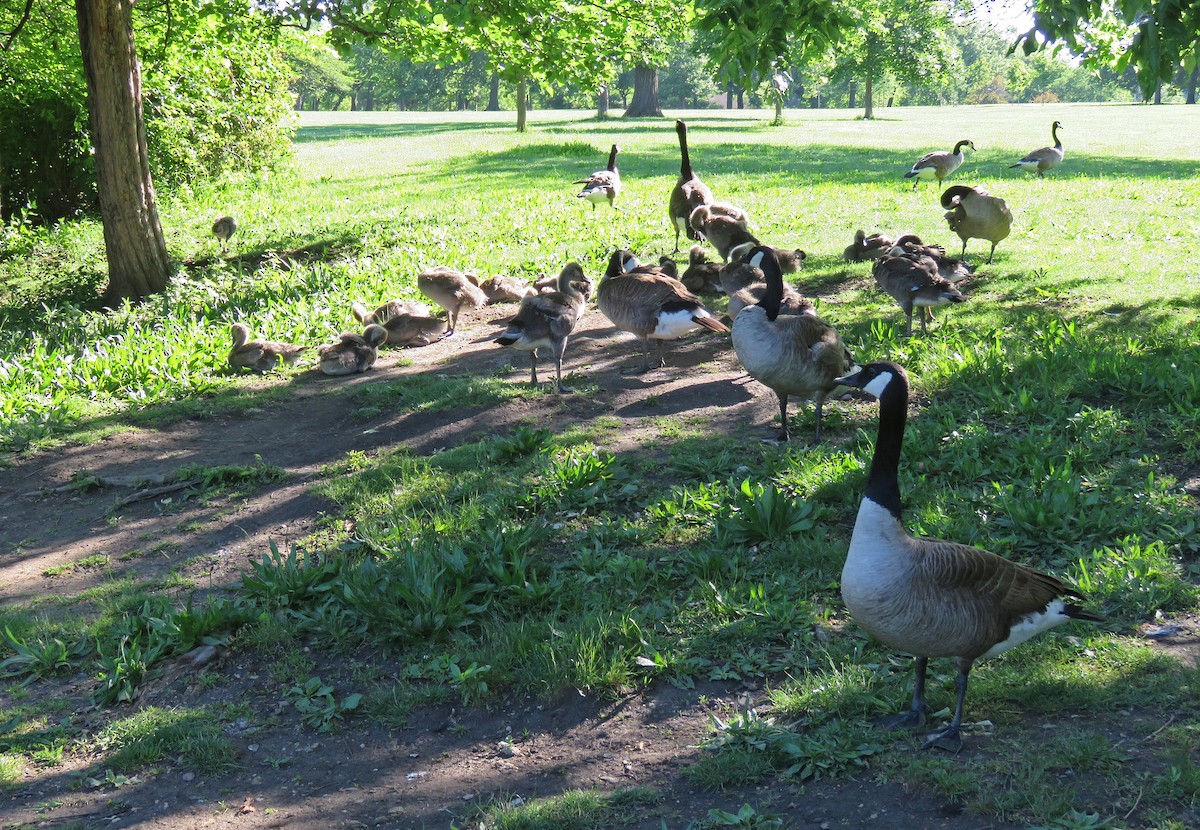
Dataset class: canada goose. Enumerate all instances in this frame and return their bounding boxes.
[479,275,537,304]
[719,257,814,322]
[874,245,966,336]
[495,262,590,392]
[680,246,723,294]
[668,120,714,253]
[904,140,975,190]
[834,361,1103,751]
[212,216,237,253]
[843,229,896,263]
[417,266,487,336]
[729,242,806,273]
[690,204,758,262]
[227,323,305,373]
[1010,121,1064,177]
[941,185,1013,264]
[351,300,432,326]
[574,144,622,211]
[598,249,729,373]
[888,233,973,284]
[317,325,388,376]
[731,246,852,442]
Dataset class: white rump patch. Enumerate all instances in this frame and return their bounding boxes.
[652,309,702,340]
[980,598,1072,659]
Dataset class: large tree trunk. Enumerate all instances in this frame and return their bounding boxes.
[596,84,609,118]
[863,73,874,119]
[848,80,857,110]
[487,72,500,111]
[515,76,527,132]
[623,65,662,117]
[1188,66,1198,104]
[75,0,171,305]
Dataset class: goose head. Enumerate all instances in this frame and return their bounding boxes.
[835,361,908,402]
[604,249,641,279]
[954,139,976,156]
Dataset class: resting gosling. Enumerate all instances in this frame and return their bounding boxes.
[668,120,714,253]
[598,249,729,373]
[941,185,1013,264]
[680,245,723,294]
[351,300,432,326]
[479,275,537,304]
[834,361,1102,751]
[212,215,237,253]
[690,204,757,262]
[574,144,622,211]
[227,323,305,373]
[843,229,896,263]
[495,262,590,392]
[1010,121,1064,178]
[731,247,851,442]
[873,241,966,336]
[318,325,388,376]
[417,266,487,336]
[905,140,974,190]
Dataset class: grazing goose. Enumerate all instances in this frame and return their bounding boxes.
[495,262,590,392]
[212,215,237,253]
[227,323,305,373]
[479,275,537,304]
[904,140,974,190]
[351,299,432,326]
[843,229,896,263]
[941,185,1013,264]
[417,266,487,336]
[873,241,966,336]
[598,249,729,373]
[731,246,852,442]
[318,325,388,376]
[574,144,622,211]
[680,245,723,294]
[668,120,714,253]
[1010,121,1064,177]
[834,361,1103,751]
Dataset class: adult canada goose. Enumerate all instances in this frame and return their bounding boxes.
[732,246,852,442]
[690,204,757,262]
[598,249,729,373]
[574,144,622,211]
[834,361,1103,751]
[941,185,1013,264]
[904,140,974,190]
[479,275,537,304]
[417,266,487,336]
[212,215,237,253]
[1010,121,1064,177]
[874,238,966,336]
[680,245,723,294]
[351,299,432,326]
[668,120,714,253]
[843,229,896,263]
[317,325,388,376]
[495,262,590,392]
[227,323,305,373]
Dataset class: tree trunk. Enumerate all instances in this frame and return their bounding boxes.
[623,65,663,117]
[726,82,734,108]
[863,73,874,119]
[75,0,171,305]
[1187,66,1198,104]
[597,84,609,118]
[1154,81,1162,104]
[736,88,744,109]
[848,80,857,110]
[515,76,527,131]
[487,72,500,111]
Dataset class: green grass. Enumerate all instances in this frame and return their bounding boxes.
[1,103,1198,826]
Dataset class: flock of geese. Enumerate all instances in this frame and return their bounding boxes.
[223,116,1098,752]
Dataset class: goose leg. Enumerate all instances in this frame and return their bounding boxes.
[987,242,997,264]
[903,304,915,337]
[921,660,971,753]
[775,390,791,442]
[811,391,828,444]
[554,339,574,393]
[960,240,968,259]
[528,351,539,386]
[879,656,930,730]
[655,338,666,369]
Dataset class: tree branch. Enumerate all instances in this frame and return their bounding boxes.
[1,0,37,51]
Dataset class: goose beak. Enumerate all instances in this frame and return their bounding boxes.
[834,367,865,388]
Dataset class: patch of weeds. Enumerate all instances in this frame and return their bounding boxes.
[702,803,784,829]
[0,753,23,787]
[715,479,820,545]
[404,655,491,705]
[472,787,653,830]
[1152,749,1200,806]
[1027,810,1121,829]
[240,542,343,609]
[483,426,553,463]
[0,627,84,685]
[92,706,237,774]
[284,677,362,732]
[93,635,167,705]
[1074,537,1197,621]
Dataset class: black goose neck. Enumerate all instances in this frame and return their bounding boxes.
[758,254,784,322]
[1051,123,1061,147]
[865,371,908,519]
[607,145,619,171]
[676,121,693,179]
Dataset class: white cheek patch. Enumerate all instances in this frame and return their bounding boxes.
[748,250,765,269]
[622,255,641,272]
[862,370,893,399]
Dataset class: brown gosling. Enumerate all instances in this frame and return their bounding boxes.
[873,238,966,336]
[479,275,537,304]
[495,262,590,392]
[212,215,237,253]
[843,229,896,263]
[904,140,975,190]
[1010,121,1064,177]
[668,120,714,253]
[834,361,1102,752]
[574,144,622,211]
[680,245,723,294]
[941,185,1013,263]
[318,325,388,376]
[227,323,305,373]
[417,266,487,336]
[689,203,757,262]
[351,300,432,326]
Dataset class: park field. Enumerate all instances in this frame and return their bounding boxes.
[0,102,1198,829]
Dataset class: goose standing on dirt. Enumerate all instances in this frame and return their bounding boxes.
[669,120,714,253]
[318,325,388,376]
[417,266,487,336]
[495,262,590,392]
[212,215,237,253]
[574,144,622,211]
[843,230,896,263]
[351,300,432,326]
[873,237,966,336]
[904,140,974,190]
[834,361,1103,751]
[941,185,1013,263]
[598,249,729,373]
[227,323,305,373]
[1010,121,1064,177]
[731,246,852,442]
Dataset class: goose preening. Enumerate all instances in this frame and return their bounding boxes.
[598,249,729,373]
[479,275,537,304]
[212,215,237,253]
[680,245,723,294]
[843,229,896,263]
[690,204,757,262]
[904,140,974,190]
[227,323,305,373]
[1010,121,1064,177]
[668,120,714,253]
[318,325,388,376]
[351,299,432,326]
[574,144,622,211]
[941,185,1013,263]
[417,266,487,336]
[874,236,967,336]
[731,246,852,442]
[834,361,1103,751]
[495,262,590,392]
